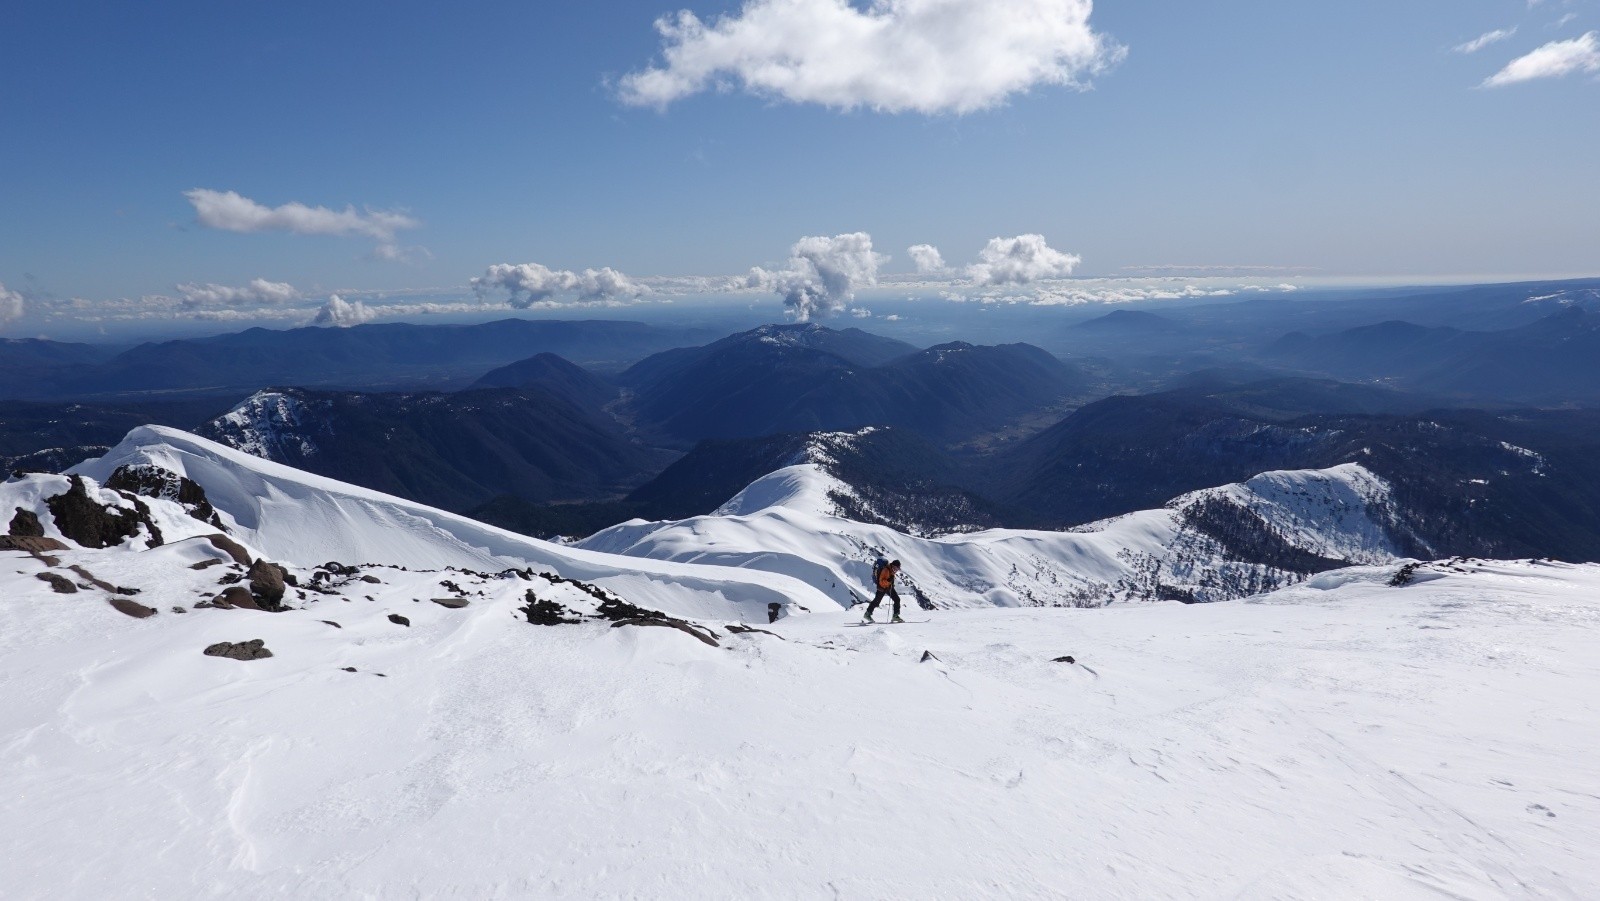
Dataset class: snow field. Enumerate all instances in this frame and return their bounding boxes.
[1,552,1596,899]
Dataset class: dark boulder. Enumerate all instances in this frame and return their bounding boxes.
[8,508,44,538]
[203,639,273,661]
[388,613,411,627]
[108,598,158,619]
[431,597,470,609]
[36,572,77,594]
[920,650,940,663]
[204,534,253,566]
[1052,656,1076,664]
[211,586,260,610]
[247,559,289,609]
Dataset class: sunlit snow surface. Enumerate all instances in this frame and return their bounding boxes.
[2,558,1597,895]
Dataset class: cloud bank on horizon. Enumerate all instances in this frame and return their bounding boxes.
[470,263,647,309]
[618,0,1125,114]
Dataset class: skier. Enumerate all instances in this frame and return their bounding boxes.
[864,558,904,623]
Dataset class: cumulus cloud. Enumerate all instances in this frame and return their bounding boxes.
[1483,31,1600,86]
[749,232,884,321]
[176,278,301,308]
[619,0,1125,114]
[184,189,421,261]
[0,282,23,327]
[313,294,377,328]
[470,263,646,308]
[1456,27,1517,54]
[907,243,948,274]
[966,234,1081,286]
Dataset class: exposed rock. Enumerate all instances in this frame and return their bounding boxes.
[36,572,77,594]
[203,639,273,661]
[360,574,381,584]
[594,597,666,623]
[171,607,187,614]
[247,559,288,609]
[920,650,940,663]
[610,617,721,648]
[68,565,137,595]
[190,559,223,571]
[767,602,782,624]
[431,597,470,609]
[204,534,253,566]
[44,476,154,549]
[108,597,158,619]
[388,614,411,627]
[8,508,44,538]
[105,464,225,528]
[1390,563,1422,588]
[320,620,343,629]
[0,535,70,553]
[1052,656,1076,665]
[725,624,783,639]
[521,595,582,625]
[341,667,357,673]
[212,586,261,610]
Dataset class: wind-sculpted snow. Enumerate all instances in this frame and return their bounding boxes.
[67,426,835,621]
[583,461,1410,607]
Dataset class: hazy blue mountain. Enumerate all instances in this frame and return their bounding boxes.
[621,325,1085,445]
[469,352,619,412]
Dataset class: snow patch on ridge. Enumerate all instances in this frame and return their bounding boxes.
[584,461,1411,608]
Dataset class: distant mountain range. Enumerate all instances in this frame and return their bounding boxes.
[0,319,716,401]
[619,323,1089,445]
[1267,306,1600,405]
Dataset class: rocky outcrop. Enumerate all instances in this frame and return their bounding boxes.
[0,536,69,553]
[104,464,224,528]
[203,639,273,661]
[8,508,43,538]
[388,614,411,627]
[43,476,158,550]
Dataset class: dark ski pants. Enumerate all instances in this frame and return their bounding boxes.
[867,586,900,619]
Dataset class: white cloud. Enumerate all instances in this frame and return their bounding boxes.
[907,243,947,274]
[619,0,1125,114]
[470,263,646,308]
[176,278,301,308]
[1483,31,1600,86]
[1455,27,1516,54]
[850,307,873,318]
[966,234,1081,286]
[0,282,23,327]
[184,189,420,243]
[313,294,377,328]
[750,232,884,321]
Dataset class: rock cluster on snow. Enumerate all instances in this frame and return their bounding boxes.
[203,639,273,661]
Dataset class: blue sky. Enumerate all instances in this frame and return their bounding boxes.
[1,0,1597,334]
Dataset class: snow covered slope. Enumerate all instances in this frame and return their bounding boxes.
[0,545,1595,898]
[51,425,834,621]
[581,451,1410,607]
